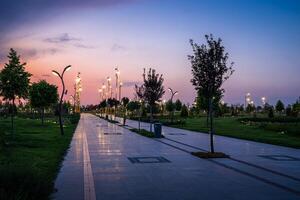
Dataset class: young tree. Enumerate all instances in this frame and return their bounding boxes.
[135,68,165,132]
[180,104,189,118]
[0,49,31,133]
[29,80,58,124]
[165,100,174,114]
[121,97,129,125]
[197,89,223,126]
[275,100,285,114]
[174,99,182,111]
[188,34,234,153]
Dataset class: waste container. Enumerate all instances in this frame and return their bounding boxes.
[154,123,162,138]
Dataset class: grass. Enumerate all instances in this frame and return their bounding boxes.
[0,115,79,200]
[170,117,300,148]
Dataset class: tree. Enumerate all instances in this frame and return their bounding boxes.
[29,80,58,124]
[174,99,182,111]
[188,34,234,153]
[165,100,174,113]
[135,68,165,132]
[0,49,31,133]
[275,100,285,113]
[268,106,274,118]
[180,104,189,118]
[121,97,129,125]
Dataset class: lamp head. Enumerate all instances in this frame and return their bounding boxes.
[52,70,59,77]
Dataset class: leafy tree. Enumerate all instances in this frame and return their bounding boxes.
[268,106,274,118]
[197,88,223,126]
[246,104,255,113]
[127,101,140,112]
[189,34,234,153]
[135,68,165,132]
[275,100,285,113]
[29,80,58,124]
[0,48,31,133]
[121,97,129,125]
[180,104,189,118]
[286,105,292,117]
[165,100,174,113]
[174,99,182,111]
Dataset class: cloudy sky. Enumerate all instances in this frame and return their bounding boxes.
[0,0,299,105]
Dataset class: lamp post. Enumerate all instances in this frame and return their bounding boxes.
[52,65,71,135]
[261,97,266,107]
[102,84,106,100]
[98,88,102,102]
[168,87,178,123]
[115,68,120,100]
[107,77,111,98]
[245,92,251,109]
[119,82,123,101]
[74,73,82,113]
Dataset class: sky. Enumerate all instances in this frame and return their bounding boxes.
[0,0,299,106]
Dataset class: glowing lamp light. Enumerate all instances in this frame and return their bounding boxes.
[65,65,71,72]
[52,70,59,77]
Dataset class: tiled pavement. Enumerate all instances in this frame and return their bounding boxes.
[53,114,300,200]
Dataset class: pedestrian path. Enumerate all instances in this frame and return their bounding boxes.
[54,114,300,200]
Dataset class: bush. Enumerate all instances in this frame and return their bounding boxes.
[0,165,52,200]
[180,105,189,118]
[69,113,80,124]
[268,107,274,118]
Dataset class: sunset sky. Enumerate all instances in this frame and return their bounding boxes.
[0,0,299,105]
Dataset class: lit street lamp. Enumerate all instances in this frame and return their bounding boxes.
[98,88,102,102]
[52,65,71,135]
[261,97,266,107]
[119,82,123,101]
[115,68,120,100]
[168,87,178,123]
[107,77,111,98]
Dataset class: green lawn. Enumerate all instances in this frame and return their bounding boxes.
[170,117,300,148]
[0,115,79,200]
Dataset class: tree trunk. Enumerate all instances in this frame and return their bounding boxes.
[206,111,209,127]
[209,97,215,153]
[171,107,174,123]
[138,107,141,131]
[123,108,127,126]
[41,108,45,125]
[150,105,153,133]
[11,98,15,134]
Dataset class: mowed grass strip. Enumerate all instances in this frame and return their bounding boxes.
[0,115,79,200]
[170,117,300,148]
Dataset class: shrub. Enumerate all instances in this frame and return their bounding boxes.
[180,104,189,118]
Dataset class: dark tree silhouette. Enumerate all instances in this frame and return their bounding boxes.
[180,104,189,118]
[275,100,285,113]
[135,68,165,132]
[0,49,31,133]
[174,99,182,111]
[29,80,58,124]
[188,34,234,153]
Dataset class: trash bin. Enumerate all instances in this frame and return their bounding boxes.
[154,123,162,138]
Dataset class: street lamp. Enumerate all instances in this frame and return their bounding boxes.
[119,82,123,101]
[245,92,251,109]
[107,77,111,98]
[261,97,266,107]
[115,67,120,100]
[98,88,102,102]
[52,65,71,135]
[168,87,178,123]
[102,84,106,100]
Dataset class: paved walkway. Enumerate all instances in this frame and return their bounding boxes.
[54,113,300,200]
